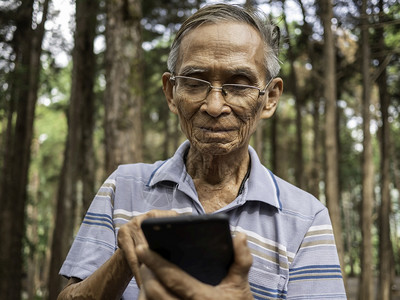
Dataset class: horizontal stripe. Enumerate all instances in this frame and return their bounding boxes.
[232,227,292,269]
[250,282,287,299]
[95,180,116,206]
[250,247,289,269]
[113,207,194,229]
[113,207,193,219]
[82,220,114,231]
[84,216,113,227]
[291,268,341,276]
[251,282,287,295]
[96,191,114,198]
[289,265,342,282]
[103,179,116,189]
[299,239,336,248]
[232,226,295,259]
[284,293,346,299]
[82,212,115,231]
[305,229,333,237]
[252,291,287,299]
[308,224,332,231]
[289,274,343,282]
[74,236,115,251]
[86,212,113,223]
[290,264,342,273]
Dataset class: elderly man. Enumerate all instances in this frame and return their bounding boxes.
[58,3,346,299]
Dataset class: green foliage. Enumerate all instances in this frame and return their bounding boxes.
[11,0,400,298]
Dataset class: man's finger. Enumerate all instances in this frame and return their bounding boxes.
[118,210,180,285]
[222,232,253,284]
[140,264,180,300]
[136,244,204,298]
[118,226,142,286]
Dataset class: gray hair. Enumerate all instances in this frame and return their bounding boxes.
[167,3,281,80]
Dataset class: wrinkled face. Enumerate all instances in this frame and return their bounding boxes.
[163,22,280,155]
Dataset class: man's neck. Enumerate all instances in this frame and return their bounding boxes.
[185,145,250,213]
[185,145,250,186]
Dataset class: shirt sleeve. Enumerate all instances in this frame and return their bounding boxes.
[287,207,347,299]
[59,175,117,280]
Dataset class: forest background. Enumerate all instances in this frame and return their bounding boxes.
[0,0,399,299]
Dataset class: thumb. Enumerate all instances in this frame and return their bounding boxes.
[223,232,252,284]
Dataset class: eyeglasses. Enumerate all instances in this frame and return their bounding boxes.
[169,75,273,105]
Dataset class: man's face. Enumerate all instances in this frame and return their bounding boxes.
[163,22,280,155]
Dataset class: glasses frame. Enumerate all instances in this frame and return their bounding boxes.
[169,74,274,102]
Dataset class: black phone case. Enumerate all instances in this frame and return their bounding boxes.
[141,214,234,285]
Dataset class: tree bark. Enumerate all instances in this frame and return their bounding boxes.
[310,94,321,198]
[0,1,49,298]
[319,0,347,290]
[281,0,305,189]
[254,121,264,163]
[358,0,374,299]
[270,114,279,175]
[376,0,394,298]
[48,0,99,298]
[104,0,144,174]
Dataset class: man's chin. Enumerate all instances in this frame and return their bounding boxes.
[190,139,239,156]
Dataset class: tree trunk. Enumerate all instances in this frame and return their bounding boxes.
[376,0,394,297]
[254,121,264,163]
[358,0,374,299]
[377,56,393,300]
[319,0,347,290]
[26,141,40,300]
[48,0,99,298]
[270,114,279,175]
[104,0,144,174]
[310,92,321,198]
[0,1,49,298]
[281,0,305,189]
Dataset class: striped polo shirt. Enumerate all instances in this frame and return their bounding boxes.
[60,141,346,299]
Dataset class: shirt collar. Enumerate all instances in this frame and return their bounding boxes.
[146,141,190,187]
[147,141,282,211]
[246,146,282,210]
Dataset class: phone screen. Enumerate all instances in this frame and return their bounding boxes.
[141,214,234,285]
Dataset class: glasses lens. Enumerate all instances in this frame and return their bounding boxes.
[175,77,209,101]
[173,76,261,104]
[223,84,260,103]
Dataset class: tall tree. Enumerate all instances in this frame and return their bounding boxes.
[319,0,346,288]
[104,0,144,173]
[281,0,305,189]
[376,0,395,297]
[48,0,99,298]
[358,0,374,298]
[0,1,49,298]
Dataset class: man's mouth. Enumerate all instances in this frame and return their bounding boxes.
[200,127,235,133]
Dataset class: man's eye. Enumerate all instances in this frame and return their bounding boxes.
[225,85,249,94]
[184,80,206,88]
[187,83,202,88]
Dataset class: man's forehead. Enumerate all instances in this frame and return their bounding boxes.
[176,22,264,76]
[180,21,262,46]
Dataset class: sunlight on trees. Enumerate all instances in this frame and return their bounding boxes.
[0,0,399,299]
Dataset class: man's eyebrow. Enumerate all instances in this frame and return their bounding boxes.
[229,67,261,84]
[178,67,207,76]
[178,66,262,83]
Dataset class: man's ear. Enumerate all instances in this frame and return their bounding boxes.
[162,72,178,114]
[261,77,283,119]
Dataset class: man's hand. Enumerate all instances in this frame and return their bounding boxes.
[117,209,179,287]
[136,232,254,300]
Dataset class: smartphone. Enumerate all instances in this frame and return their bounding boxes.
[141,213,234,285]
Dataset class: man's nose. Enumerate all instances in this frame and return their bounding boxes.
[201,87,231,117]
